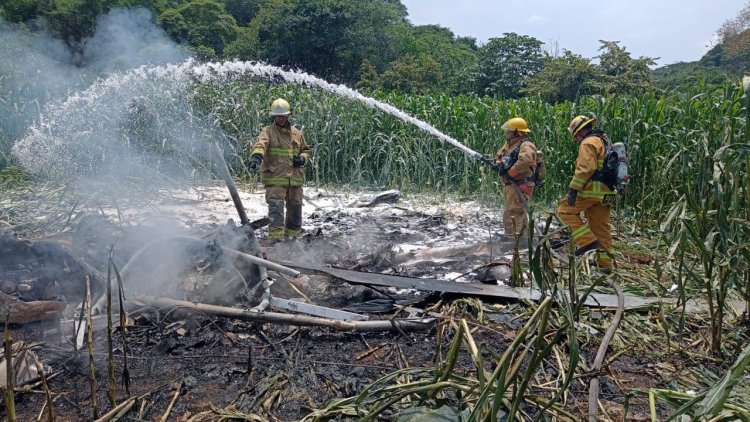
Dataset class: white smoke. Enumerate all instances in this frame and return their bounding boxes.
[0,7,190,149]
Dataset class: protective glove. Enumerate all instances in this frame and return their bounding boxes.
[494,156,512,175]
[567,189,578,206]
[603,194,617,206]
[292,155,306,168]
[249,154,263,172]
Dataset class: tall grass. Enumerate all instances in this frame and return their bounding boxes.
[192,76,749,357]
[192,79,746,219]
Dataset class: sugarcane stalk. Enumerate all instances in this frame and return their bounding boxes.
[4,318,16,422]
[136,295,433,333]
[106,246,116,407]
[86,276,99,419]
[112,260,130,396]
[159,381,183,422]
[588,279,625,421]
[31,353,55,422]
[93,397,136,422]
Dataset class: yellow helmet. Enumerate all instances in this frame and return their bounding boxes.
[568,115,596,137]
[501,117,531,133]
[270,98,292,116]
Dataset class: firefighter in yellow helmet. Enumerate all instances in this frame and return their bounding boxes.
[249,98,312,241]
[494,117,538,236]
[557,115,616,269]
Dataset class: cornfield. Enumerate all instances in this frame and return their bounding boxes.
[192,78,747,222]
[191,79,750,418]
[2,72,749,420]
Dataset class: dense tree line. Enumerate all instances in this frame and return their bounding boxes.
[0,0,747,102]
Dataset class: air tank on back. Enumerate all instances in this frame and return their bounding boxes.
[612,142,628,194]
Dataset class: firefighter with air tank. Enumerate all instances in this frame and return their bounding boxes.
[249,98,311,242]
[557,115,622,271]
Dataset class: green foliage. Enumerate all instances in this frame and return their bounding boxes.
[45,0,109,44]
[158,0,239,57]
[380,54,441,94]
[523,51,603,103]
[701,44,724,67]
[393,24,479,94]
[475,32,546,98]
[220,0,263,26]
[223,27,257,60]
[235,0,405,84]
[658,82,750,354]
[158,9,188,41]
[355,58,381,92]
[524,42,656,102]
[596,40,656,95]
[1,0,46,23]
[652,61,734,92]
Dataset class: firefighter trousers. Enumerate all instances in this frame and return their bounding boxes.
[265,185,303,240]
[503,184,533,236]
[557,196,613,268]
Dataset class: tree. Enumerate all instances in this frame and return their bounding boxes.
[1,0,47,23]
[223,27,257,59]
[523,50,603,103]
[596,40,655,95]
[229,0,406,84]
[716,2,750,73]
[158,0,239,58]
[380,54,441,94]
[700,44,724,67]
[355,58,381,92]
[652,61,732,91]
[474,32,545,98]
[394,24,478,94]
[45,0,110,52]
[220,0,263,26]
[158,9,188,42]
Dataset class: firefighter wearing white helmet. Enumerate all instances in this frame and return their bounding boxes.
[557,115,616,270]
[249,98,311,241]
[494,117,538,236]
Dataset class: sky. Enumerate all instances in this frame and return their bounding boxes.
[400,0,748,67]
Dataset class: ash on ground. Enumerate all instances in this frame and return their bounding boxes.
[0,184,574,421]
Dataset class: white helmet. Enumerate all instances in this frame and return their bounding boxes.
[270,98,292,116]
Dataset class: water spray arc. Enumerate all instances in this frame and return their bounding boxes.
[190,61,516,205]
[12,57,549,246]
[14,59,494,183]
[190,61,489,161]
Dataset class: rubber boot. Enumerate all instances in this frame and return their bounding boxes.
[575,239,600,256]
[268,200,285,241]
[285,203,303,239]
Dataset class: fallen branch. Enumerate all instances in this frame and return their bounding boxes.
[93,397,136,422]
[135,295,433,333]
[0,293,65,324]
[220,246,300,277]
[159,381,182,422]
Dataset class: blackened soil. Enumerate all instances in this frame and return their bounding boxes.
[3,307,668,421]
[4,315,475,421]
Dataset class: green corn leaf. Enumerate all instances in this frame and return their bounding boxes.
[695,341,750,417]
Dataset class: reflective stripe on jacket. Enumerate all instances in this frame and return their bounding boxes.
[569,134,614,201]
[251,123,311,187]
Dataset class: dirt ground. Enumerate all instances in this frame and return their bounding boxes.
[0,184,692,421]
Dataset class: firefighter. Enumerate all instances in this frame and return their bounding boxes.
[494,117,537,236]
[557,115,616,269]
[249,98,311,241]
